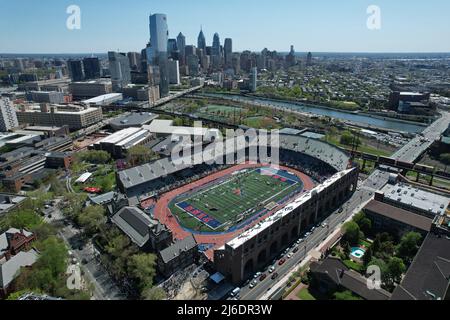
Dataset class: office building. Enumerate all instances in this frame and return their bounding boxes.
[250,67,258,92]
[108,51,132,91]
[167,39,179,61]
[16,103,103,131]
[176,32,186,65]
[82,57,101,79]
[30,91,65,104]
[69,79,113,99]
[168,59,180,85]
[67,60,85,81]
[187,55,200,76]
[197,28,206,51]
[212,33,221,56]
[0,98,19,132]
[82,93,123,106]
[224,38,232,67]
[147,14,169,97]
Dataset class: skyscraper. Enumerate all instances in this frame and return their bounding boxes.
[306,52,313,66]
[0,97,19,131]
[108,51,131,91]
[67,60,85,81]
[197,28,206,51]
[250,67,258,92]
[176,32,186,65]
[82,57,101,79]
[147,13,169,97]
[167,38,179,60]
[212,33,221,57]
[224,38,233,67]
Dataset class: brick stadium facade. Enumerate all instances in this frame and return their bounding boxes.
[213,168,359,284]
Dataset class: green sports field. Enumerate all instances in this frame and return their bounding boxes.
[169,167,303,232]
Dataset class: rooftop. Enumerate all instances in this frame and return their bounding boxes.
[159,234,197,264]
[381,183,450,217]
[111,206,155,247]
[0,249,38,289]
[109,112,158,130]
[364,200,433,232]
[391,232,450,300]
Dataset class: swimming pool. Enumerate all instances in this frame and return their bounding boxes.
[350,247,366,259]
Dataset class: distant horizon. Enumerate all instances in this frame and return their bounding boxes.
[1,0,450,53]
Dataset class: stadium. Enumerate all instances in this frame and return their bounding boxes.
[118,133,358,282]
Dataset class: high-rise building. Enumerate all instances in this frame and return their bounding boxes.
[286,45,296,67]
[168,59,180,85]
[197,28,206,51]
[127,52,141,72]
[167,39,179,60]
[187,55,199,76]
[306,52,313,66]
[184,45,196,58]
[212,33,221,57]
[224,38,233,67]
[0,97,19,131]
[82,57,101,79]
[67,60,85,81]
[176,32,186,65]
[147,14,169,97]
[250,67,258,92]
[108,51,132,91]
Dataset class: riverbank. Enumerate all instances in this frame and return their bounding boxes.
[194,92,426,134]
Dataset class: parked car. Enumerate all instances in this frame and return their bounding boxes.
[293,247,299,253]
[287,253,293,259]
[268,266,276,273]
[259,273,267,281]
[254,272,262,279]
[249,280,258,289]
[271,273,279,280]
[278,258,286,266]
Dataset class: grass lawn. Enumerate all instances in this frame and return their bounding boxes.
[343,259,365,273]
[243,116,282,129]
[324,135,392,157]
[297,287,316,300]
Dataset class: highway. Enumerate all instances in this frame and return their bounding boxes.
[237,111,450,300]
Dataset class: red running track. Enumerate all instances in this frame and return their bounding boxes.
[153,163,316,261]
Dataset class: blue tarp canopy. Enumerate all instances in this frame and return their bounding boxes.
[210,272,225,284]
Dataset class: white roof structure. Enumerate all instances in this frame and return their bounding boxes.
[144,120,220,140]
[0,249,39,289]
[82,93,123,106]
[75,172,92,183]
[382,183,450,217]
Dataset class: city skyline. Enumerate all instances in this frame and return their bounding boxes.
[1,0,450,54]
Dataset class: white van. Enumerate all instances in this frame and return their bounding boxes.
[230,287,241,297]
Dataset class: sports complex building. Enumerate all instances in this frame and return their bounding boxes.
[116,132,358,284]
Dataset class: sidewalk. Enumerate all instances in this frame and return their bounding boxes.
[260,199,372,300]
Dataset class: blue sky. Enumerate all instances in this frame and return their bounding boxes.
[1,0,449,53]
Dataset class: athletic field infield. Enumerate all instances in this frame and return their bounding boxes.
[169,167,305,232]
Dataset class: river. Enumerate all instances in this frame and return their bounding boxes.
[196,93,426,134]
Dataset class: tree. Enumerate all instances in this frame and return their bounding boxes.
[142,286,167,300]
[396,232,422,264]
[333,290,362,300]
[439,153,450,172]
[76,150,111,164]
[128,253,157,291]
[6,209,42,230]
[353,212,372,235]
[343,221,361,245]
[127,145,156,167]
[363,246,373,266]
[78,205,106,235]
[386,257,406,286]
